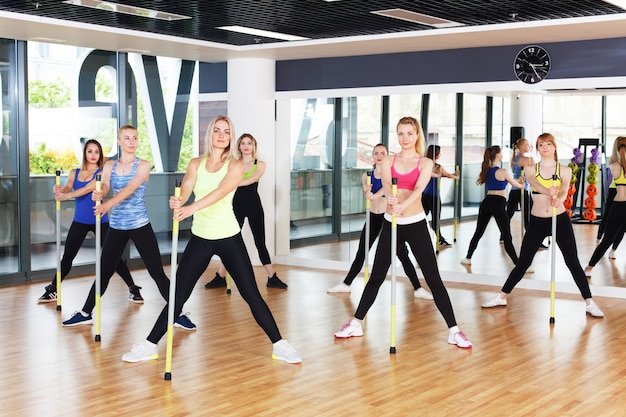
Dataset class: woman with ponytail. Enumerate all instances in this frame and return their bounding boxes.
[460,145,523,266]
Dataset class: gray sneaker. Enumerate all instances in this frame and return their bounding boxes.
[272,339,302,363]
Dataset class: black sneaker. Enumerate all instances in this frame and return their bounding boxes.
[204,272,227,288]
[267,274,288,289]
[37,285,57,303]
[128,285,144,304]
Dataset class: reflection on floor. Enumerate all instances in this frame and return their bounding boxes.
[286,213,626,299]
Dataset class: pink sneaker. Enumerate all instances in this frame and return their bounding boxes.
[448,331,472,348]
[334,319,363,338]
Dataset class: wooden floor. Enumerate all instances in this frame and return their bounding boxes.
[4,217,626,416]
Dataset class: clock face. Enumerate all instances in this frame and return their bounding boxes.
[514,45,551,84]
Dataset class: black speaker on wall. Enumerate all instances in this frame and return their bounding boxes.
[510,126,525,147]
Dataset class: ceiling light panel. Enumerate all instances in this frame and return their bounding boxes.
[62,0,191,21]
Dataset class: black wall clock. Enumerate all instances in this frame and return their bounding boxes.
[514,45,551,84]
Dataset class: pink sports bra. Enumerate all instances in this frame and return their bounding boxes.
[391,155,422,190]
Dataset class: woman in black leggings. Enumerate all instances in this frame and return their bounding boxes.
[62,126,194,330]
[205,133,288,289]
[327,143,432,299]
[39,139,142,304]
[586,136,626,275]
[334,116,471,348]
[122,116,301,364]
[482,133,604,318]
[461,146,523,266]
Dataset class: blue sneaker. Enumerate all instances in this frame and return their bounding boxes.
[62,311,93,326]
[174,313,196,331]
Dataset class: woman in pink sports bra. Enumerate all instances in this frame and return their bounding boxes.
[334,116,472,349]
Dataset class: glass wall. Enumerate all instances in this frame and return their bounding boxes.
[0,39,18,274]
[25,43,197,276]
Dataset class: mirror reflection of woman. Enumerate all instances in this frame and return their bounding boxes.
[482,133,604,318]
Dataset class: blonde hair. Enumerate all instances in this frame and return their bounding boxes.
[396,116,425,155]
[203,115,238,161]
[237,133,258,159]
[511,138,528,162]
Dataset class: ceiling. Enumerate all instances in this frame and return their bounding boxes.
[2,0,626,62]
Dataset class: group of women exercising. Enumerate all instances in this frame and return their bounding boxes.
[44,114,618,365]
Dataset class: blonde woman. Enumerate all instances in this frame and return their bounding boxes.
[334,116,471,348]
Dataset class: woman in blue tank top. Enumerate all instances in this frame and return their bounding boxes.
[505,138,534,235]
[62,126,194,330]
[422,144,460,247]
[38,139,142,304]
[461,145,523,267]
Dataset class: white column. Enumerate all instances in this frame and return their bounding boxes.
[227,58,276,265]
[511,93,544,143]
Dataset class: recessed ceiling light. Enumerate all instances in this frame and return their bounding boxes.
[28,37,67,43]
[602,0,626,9]
[118,47,151,54]
[372,9,464,28]
[217,25,309,42]
[62,0,191,21]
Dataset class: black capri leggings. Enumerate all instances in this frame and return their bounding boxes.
[589,200,626,266]
[354,218,457,328]
[81,223,169,314]
[50,221,134,288]
[147,232,281,344]
[233,186,272,266]
[344,212,422,290]
[466,195,518,264]
[501,213,592,299]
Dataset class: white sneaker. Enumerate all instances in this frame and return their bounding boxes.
[585,301,604,318]
[271,339,302,364]
[460,257,471,265]
[334,319,363,338]
[448,331,472,348]
[414,287,434,300]
[327,282,351,293]
[609,249,617,259]
[584,267,592,278]
[122,340,158,362]
[481,294,507,308]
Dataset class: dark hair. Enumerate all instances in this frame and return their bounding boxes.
[82,139,104,170]
[426,144,441,160]
[237,133,257,159]
[477,145,501,185]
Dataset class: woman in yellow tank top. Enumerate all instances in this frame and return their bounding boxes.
[482,133,604,318]
[121,116,301,364]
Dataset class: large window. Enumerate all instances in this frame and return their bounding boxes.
[0,39,18,274]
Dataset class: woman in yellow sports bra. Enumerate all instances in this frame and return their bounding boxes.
[482,133,604,318]
[334,116,472,348]
[585,136,626,275]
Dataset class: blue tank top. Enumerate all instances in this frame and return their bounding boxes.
[73,168,109,224]
[371,173,383,194]
[486,166,507,191]
[423,177,437,196]
[511,155,531,191]
[109,158,149,230]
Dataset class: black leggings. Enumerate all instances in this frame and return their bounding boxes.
[233,186,271,266]
[589,201,626,266]
[466,195,518,264]
[422,193,441,235]
[596,188,625,249]
[354,218,457,328]
[501,213,592,299]
[344,213,422,290]
[81,223,169,314]
[506,189,532,231]
[147,232,281,344]
[49,221,134,288]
